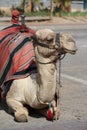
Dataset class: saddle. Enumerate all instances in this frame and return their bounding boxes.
[0,24,37,98]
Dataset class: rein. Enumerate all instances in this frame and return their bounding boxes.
[35,41,59,49]
[35,53,65,64]
[32,33,60,50]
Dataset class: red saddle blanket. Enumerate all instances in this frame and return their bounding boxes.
[0,25,36,90]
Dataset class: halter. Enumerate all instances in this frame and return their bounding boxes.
[34,33,66,64]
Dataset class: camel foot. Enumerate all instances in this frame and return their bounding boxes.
[53,107,60,120]
[15,113,28,122]
[15,108,29,122]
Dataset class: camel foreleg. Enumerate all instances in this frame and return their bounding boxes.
[6,98,29,122]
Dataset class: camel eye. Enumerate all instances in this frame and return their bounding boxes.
[47,38,53,42]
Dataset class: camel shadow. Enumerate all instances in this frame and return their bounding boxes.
[24,105,44,119]
[0,99,8,112]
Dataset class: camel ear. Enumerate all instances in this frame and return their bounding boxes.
[35,30,41,40]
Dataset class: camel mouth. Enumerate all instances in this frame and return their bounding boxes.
[64,48,77,55]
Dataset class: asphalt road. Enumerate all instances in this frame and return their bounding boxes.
[0,24,87,130]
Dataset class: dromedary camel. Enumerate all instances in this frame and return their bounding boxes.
[6,29,77,122]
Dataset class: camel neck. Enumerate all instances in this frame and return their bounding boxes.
[36,57,57,103]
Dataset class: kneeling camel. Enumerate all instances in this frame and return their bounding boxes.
[6,29,77,122]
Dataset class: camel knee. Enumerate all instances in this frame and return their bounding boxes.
[6,98,23,112]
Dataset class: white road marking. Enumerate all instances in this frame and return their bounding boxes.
[62,74,87,85]
[79,45,87,48]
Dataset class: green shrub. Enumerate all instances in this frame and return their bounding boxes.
[25,9,50,17]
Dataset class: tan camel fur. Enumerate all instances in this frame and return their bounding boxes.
[6,29,77,122]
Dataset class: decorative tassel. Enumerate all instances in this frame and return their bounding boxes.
[47,108,54,120]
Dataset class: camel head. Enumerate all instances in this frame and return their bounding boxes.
[34,29,77,62]
[34,29,59,61]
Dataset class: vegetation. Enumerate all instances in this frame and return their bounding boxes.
[53,0,71,13]
[25,9,50,16]
[20,0,71,13]
[60,11,87,17]
[20,0,86,18]
[0,10,3,16]
[25,10,87,17]
[0,0,87,17]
